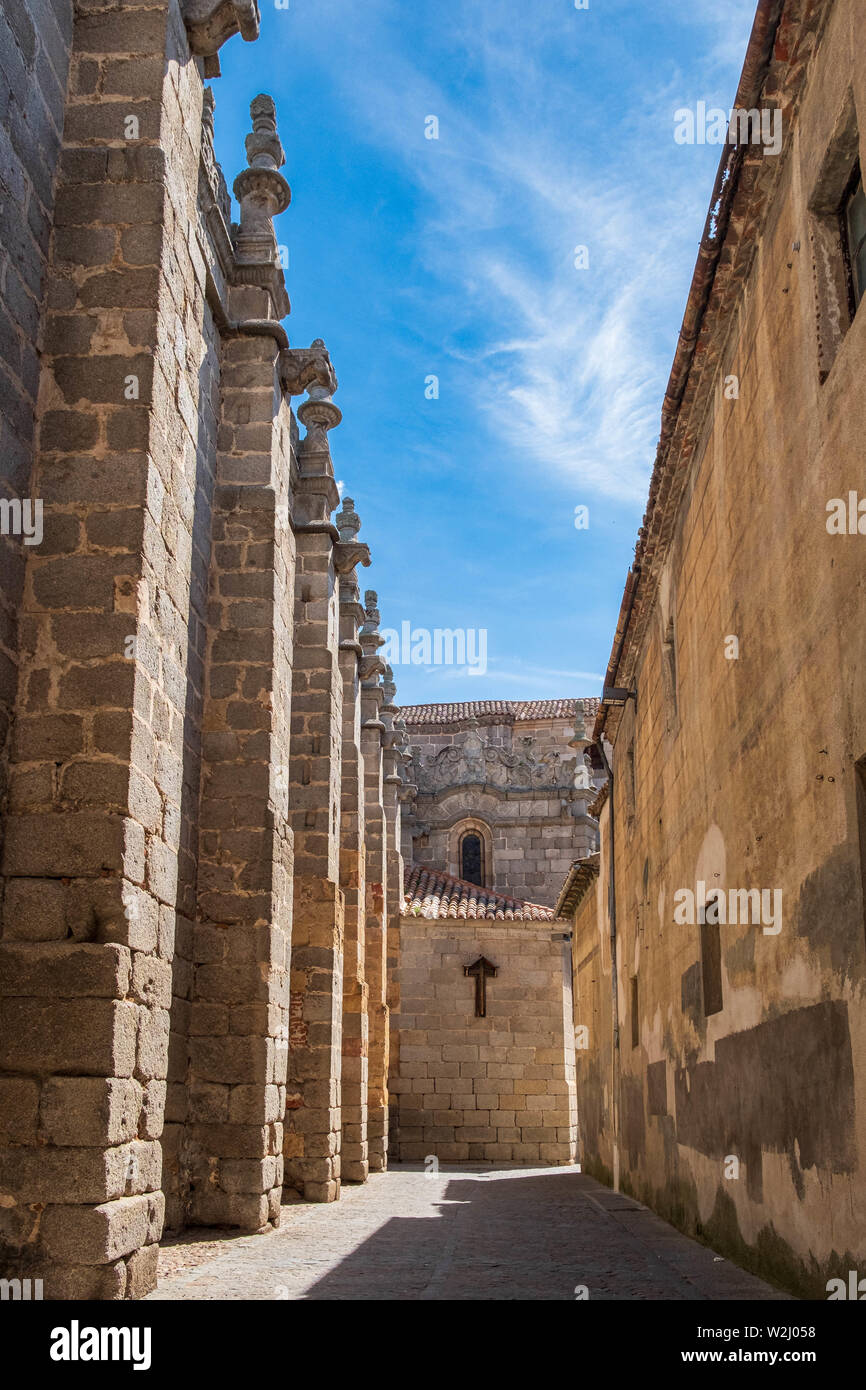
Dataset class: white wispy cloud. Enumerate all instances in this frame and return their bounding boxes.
[289,0,752,505]
[663,0,757,71]
[487,668,605,686]
[405,664,603,690]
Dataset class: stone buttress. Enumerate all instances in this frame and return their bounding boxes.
[0,0,225,1300]
[0,0,375,1295]
[334,498,372,1183]
[282,365,345,1203]
[183,92,296,1233]
[359,593,389,1170]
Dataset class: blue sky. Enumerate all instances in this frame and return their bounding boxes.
[213,0,756,705]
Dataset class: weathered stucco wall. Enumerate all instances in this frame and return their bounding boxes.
[570,805,614,1185]
[584,0,866,1298]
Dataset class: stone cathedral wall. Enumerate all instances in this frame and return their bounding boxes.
[0,0,76,869]
[0,0,406,1299]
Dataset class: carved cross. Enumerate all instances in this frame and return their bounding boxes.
[464,956,497,1018]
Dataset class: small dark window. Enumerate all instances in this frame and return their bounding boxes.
[856,755,866,941]
[626,741,636,820]
[630,975,639,1049]
[699,901,723,1017]
[662,615,678,729]
[842,164,866,315]
[809,100,863,381]
[461,833,483,886]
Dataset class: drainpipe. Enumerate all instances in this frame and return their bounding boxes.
[596,737,621,1193]
[220,317,297,397]
[222,317,289,350]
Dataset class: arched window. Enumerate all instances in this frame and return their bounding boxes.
[460,832,484,886]
[450,817,492,887]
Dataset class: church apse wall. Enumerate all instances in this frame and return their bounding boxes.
[401,700,603,909]
[390,917,578,1167]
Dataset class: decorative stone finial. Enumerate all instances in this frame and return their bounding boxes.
[297,366,342,452]
[245,94,285,171]
[569,697,590,752]
[292,340,342,527]
[339,569,361,608]
[361,591,380,633]
[233,94,290,215]
[359,590,386,691]
[398,736,419,800]
[334,494,370,580]
[573,752,594,793]
[200,87,232,227]
[336,496,361,543]
[573,698,588,742]
[232,94,291,306]
[382,664,397,705]
[202,86,216,140]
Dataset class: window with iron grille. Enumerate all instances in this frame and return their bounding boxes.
[842,163,866,315]
[460,832,484,887]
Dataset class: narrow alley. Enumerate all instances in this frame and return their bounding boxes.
[146,1166,788,1301]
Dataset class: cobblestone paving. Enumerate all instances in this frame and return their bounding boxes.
[146,1165,791,1301]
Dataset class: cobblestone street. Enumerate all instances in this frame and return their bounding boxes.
[146,1166,790,1301]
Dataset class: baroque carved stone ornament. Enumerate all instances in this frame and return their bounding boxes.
[415,729,578,793]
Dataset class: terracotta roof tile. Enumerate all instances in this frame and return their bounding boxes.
[554,853,601,917]
[400,698,599,728]
[403,864,556,922]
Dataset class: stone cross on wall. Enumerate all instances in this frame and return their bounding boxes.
[464,956,498,1018]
